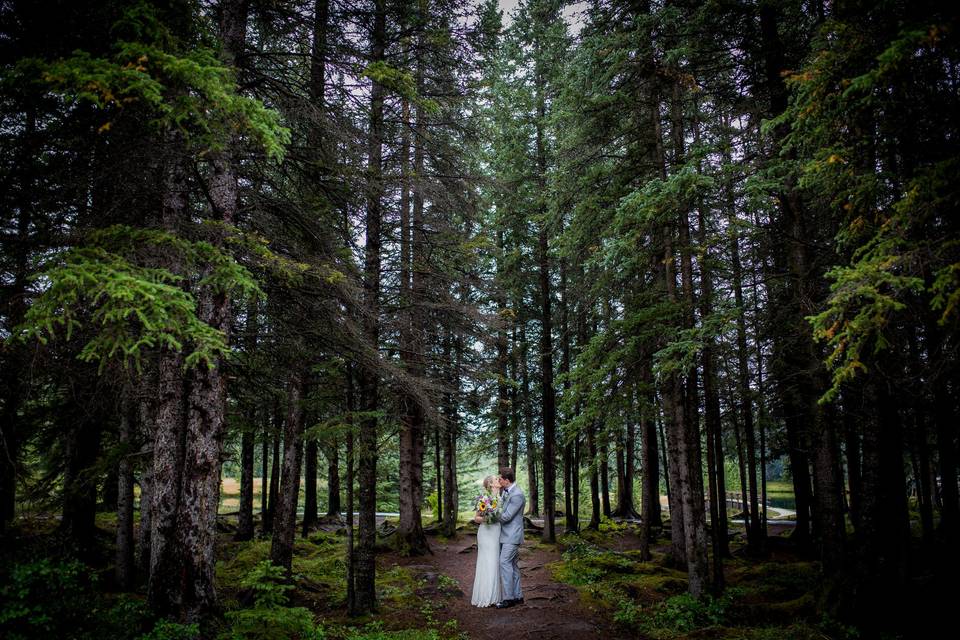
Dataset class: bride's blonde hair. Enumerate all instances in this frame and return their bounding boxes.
[483,474,498,492]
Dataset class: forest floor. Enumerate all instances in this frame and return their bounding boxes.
[11,508,926,640]
[376,519,803,640]
[390,532,620,640]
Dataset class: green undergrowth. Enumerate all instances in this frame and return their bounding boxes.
[217,532,347,607]
[216,532,463,640]
[0,558,199,640]
[552,531,855,640]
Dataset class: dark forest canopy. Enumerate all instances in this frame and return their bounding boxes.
[1,0,958,638]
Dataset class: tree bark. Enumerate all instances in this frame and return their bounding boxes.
[136,381,154,580]
[236,301,258,542]
[345,365,357,614]
[264,409,281,534]
[520,321,539,517]
[497,229,511,470]
[560,259,577,531]
[638,370,659,560]
[326,438,341,517]
[397,49,429,553]
[356,0,386,612]
[302,438,318,536]
[536,131,556,543]
[695,186,727,577]
[260,422,269,529]
[116,393,136,591]
[587,420,601,530]
[271,372,305,571]
[60,395,102,558]
[173,0,249,619]
[441,327,460,537]
[855,373,911,629]
[147,138,189,612]
[729,206,764,555]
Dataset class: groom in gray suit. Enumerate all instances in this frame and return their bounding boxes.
[496,466,525,608]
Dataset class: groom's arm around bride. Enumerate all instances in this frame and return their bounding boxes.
[497,466,525,608]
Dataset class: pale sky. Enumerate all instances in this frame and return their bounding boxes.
[496,0,588,35]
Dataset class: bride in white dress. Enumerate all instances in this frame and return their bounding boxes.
[471,475,502,607]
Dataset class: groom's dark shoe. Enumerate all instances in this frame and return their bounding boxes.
[495,600,515,609]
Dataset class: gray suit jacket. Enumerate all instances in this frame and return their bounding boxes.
[499,483,525,545]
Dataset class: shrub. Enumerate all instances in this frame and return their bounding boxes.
[138,620,201,640]
[652,592,734,632]
[0,557,194,640]
[0,558,99,639]
[222,561,324,640]
[613,598,642,626]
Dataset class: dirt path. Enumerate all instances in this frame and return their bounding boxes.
[394,533,630,640]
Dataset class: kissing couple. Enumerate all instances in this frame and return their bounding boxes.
[470,466,526,609]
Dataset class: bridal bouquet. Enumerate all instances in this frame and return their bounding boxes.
[473,492,502,524]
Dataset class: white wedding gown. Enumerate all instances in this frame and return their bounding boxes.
[471,520,502,607]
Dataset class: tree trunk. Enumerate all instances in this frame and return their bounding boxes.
[265,410,281,534]
[811,402,846,573]
[533,38,556,541]
[345,365,357,614]
[260,423,269,528]
[658,416,670,511]
[0,107,39,535]
[441,327,459,538]
[434,424,443,524]
[146,143,189,606]
[397,58,429,553]
[237,301,258,542]
[116,394,136,591]
[173,0,248,618]
[519,321,539,517]
[148,342,187,612]
[600,439,611,518]
[271,372,305,571]
[326,438,341,517]
[855,374,911,630]
[236,425,256,541]
[497,232,511,470]
[560,260,577,531]
[302,438,318,536]
[695,187,727,577]
[61,399,102,558]
[726,374,751,541]
[587,420,601,530]
[638,373,659,560]
[729,207,764,555]
[356,0,386,612]
[136,382,155,579]
[841,387,862,531]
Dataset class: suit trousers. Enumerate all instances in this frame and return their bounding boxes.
[499,542,521,601]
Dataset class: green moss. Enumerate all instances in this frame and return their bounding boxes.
[729,561,819,601]
[621,573,688,596]
[377,565,421,608]
[217,540,272,587]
